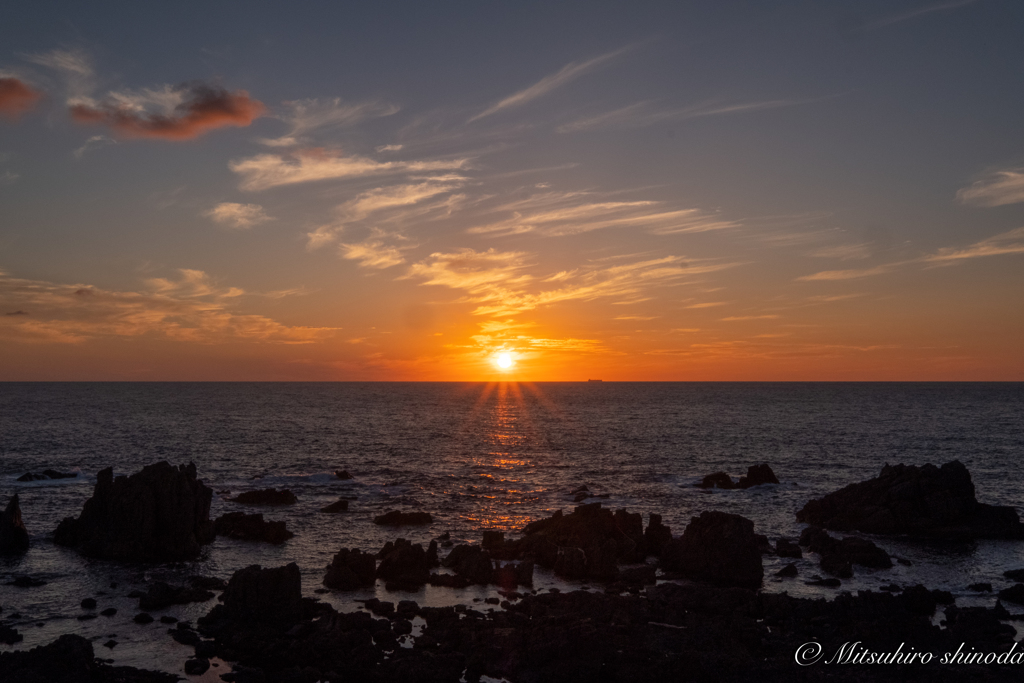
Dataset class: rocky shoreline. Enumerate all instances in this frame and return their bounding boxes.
[4,459,1024,681]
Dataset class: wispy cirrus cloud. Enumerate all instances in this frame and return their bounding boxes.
[956,169,1024,207]
[0,77,44,120]
[924,227,1024,263]
[558,97,816,133]
[340,228,409,269]
[466,190,737,237]
[468,45,632,123]
[0,268,335,344]
[796,227,1024,281]
[70,82,266,141]
[231,148,470,191]
[72,135,117,159]
[259,98,399,147]
[204,202,274,229]
[859,0,981,30]
[407,249,736,317]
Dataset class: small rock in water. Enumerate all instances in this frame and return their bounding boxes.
[998,583,1024,605]
[101,608,117,617]
[373,510,433,526]
[775,563,798,578]
[7,575,46,588]
[184,658,210,676]
[160,615,179,624]
[320,499,349,513]
[1004,569,1024,582]
[103,640,117,649]
[967,582,992,592]
[133,612,154,624]
[81,598,97,609]
[805,578,841,588]
[229,489,297,505]
[335,470,352,480]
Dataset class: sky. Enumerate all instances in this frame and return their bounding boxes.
[1,0,1023,381]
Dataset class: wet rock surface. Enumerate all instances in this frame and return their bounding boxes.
[799,526,893,578]
[138,581,216,611]
[53,461,214,561]
[698,464,779,490]
[797,460,1024,539]
[214,511,294,544]
[16,469,78,482]
[320,499,349,513]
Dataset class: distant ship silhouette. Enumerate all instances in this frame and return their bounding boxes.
[587,379,603,382]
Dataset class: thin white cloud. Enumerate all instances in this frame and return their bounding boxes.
[376,144,404,153]
[259,98,399,147]
[956,169,1024,207]
[861,0,980,30]
[73,135,117,159]
[795,264,901,281]
[230,148,469,191]
[468,45,631,123]
[22,48,94,101]
[558,97,818,133]
[204,202,274,229]
[807,243,872,260]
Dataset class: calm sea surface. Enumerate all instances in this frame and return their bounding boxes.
[2,382,1024,675]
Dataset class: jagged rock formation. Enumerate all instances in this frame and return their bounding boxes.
[53,462,214,561]
[699,463,780,489]
[796,460,1024,539]
[323,548,377,590]
[661,510,764,589]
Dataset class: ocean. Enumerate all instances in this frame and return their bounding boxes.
[2,382,1023,678]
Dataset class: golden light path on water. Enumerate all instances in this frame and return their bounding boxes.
[455,381,566,533]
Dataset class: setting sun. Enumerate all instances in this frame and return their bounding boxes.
[496,353,514,370]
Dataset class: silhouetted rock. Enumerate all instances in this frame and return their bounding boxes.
[320,499,349,513]
[229,488,297,505]
[17,469,76,482]
[219,563,303,623]
[335,470,352,480]
[184,658,210,675]
[967,582,992,592]
[6,575,46,587]
[698,472,735,489]
[16,472,46,482]
[518,503,647,573]
[1005,568,1024,581]
[443,544,495,584]
[736,463,779,488]
[134,612,154,624]
[798,526,891,576]
[377,539,431,589]
[138,582,215,610]
[660,510,763,589]
[53,462,214,561]
[0,625,22,645]
[998,583,1024,605]
[796,460,1024,539]
[776,562,798,578]
[214,511,293,544]
[775,538,802,558]
[806,577,841,588]
[81,597,97,609]
[0,494,29,555]
[323,548,376,590]
[373,510,433,525]
[644,513,672,557]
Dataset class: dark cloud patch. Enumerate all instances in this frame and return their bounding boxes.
[70,82,266,140]
[0,77,43,120]
[4,310,29,316]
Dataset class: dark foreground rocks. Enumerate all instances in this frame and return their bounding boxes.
[0,494,29,555]
[699,463,780,489]
[0,634,178,682]
[53,461,214,561]
[661,510,763,588]
[193,562,1022,683]
[799,526,893,578]
[323,548,377,589]
[214,511,294,544]
[797,460,1024,539]
[229,488,297,505]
